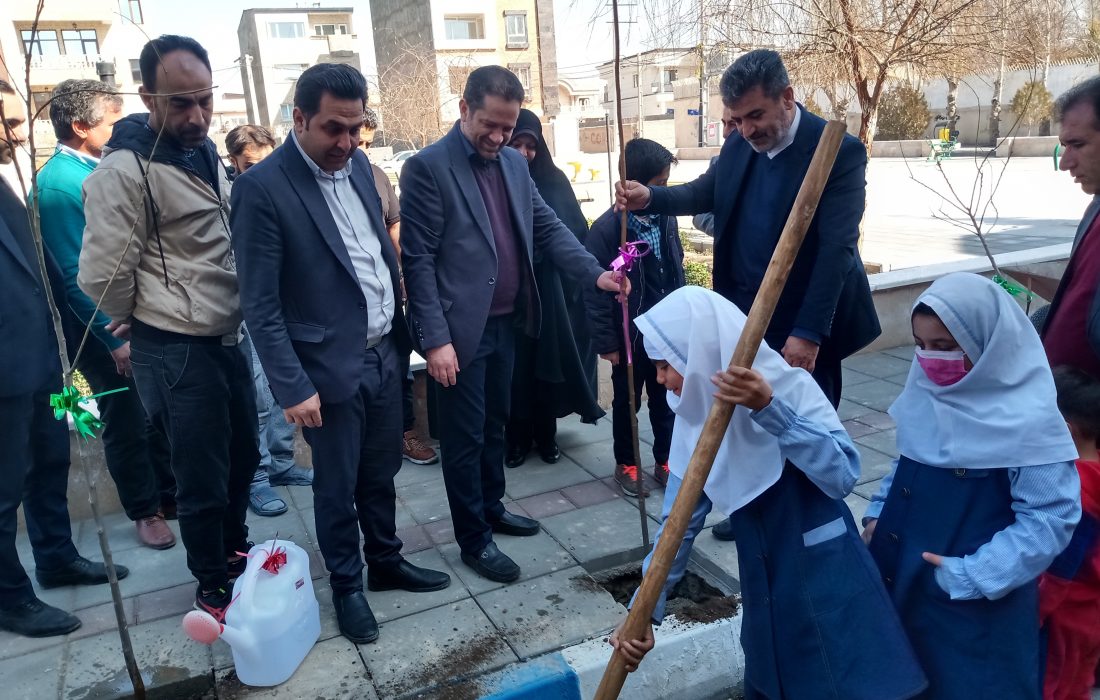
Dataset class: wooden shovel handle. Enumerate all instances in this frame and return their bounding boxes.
[594,120,849,699]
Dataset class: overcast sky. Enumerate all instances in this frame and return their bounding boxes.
[147,0,652,93]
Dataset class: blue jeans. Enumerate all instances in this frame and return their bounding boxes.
[637,472,714,622]
[243,330,297,488]
[130,330,258,590]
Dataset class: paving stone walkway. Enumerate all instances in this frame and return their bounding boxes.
[3,344,1065,700]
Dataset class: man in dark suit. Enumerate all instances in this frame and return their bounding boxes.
[400,66,625,583]
[231,64,449,645]
[0,80,126,637]
[616,49,879,407]
[1043,77,1100,378]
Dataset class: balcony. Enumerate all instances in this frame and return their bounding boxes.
[310,33,358,54]
[29,53,103,71]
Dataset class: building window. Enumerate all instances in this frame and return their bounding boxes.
[62,29,100,56]
[579,97,589,108]
[313,24,348,36]
[279,103,294,121]
[662,69,678,90]
[21,29,61,56]
[130,58,142,83]
[508,63,531,90]
[444,15,485,40]
[119,0,144,24]
[632,74,639,88]
[268,22,305,39]
[504,11,528,49]
[448,66,475,94]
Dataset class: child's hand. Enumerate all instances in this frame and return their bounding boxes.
[711,366,773,411]
[609,619,655,672]
[861,519,878,545]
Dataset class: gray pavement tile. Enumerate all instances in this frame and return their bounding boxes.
[843,353,913,379]
[70,598,138,642]
[394,462,444,490]
[366,548,470,624]
[0,624,68,661]
[853,477,886,500]
[560,438,619,480]
[842,367,876,387]
[300,507,318,545]
[214,635,377,699]
[0,645,65,697]
[134,581,194,625]
[842,419,877,440]
[396,476,451,525]
[396,525,432,554]
[394,499,418,531]
[842,379,903,413]
[854,429,898,458]
[307,548,328,580]
[560,480,621,508]
[852,410,896,431]
[283,484,314,510]
[476,567,624,658]
[883,371,913,387]
[423,519,456,546]
[540,498,661,566]
[503,460,596,500]
[555,416,614,449]
[76,511,154,556]
[359,599,516,698]
[513,491,576,520]
[69,541,194,611]
[881,345,916,361]
[245,511,311,551]
[844,492,872,526]
[856,444,897,485]
[438,530,577,596]
[837,398,876,421]
[62,615,214,700]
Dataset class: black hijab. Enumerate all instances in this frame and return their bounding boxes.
[511,109,588,240]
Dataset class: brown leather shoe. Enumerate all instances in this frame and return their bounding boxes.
[136,515,176,550]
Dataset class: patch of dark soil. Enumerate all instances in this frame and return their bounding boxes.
[397,633,509,697]
[592,563,740,624]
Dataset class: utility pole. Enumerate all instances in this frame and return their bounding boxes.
[697,0,705,146]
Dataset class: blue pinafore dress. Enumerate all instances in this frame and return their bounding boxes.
[728,463,927,700]
[868,456,1039,700]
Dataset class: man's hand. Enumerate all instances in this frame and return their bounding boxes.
[614,180,652,212]
[609,620,655,673]
[597,270,631,301]
[600,352,620,366]
[427,343,460,387]
[711,366,772,411]
[782,335,820,372]
[861,518,878,545]
[110,342,132,377]
[284,393,322,428]
[105,319,131,341]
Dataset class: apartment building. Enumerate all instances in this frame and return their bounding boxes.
[237,7,361,136]
[597,48,699,149]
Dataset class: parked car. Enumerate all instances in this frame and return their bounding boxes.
[378,149,418,182]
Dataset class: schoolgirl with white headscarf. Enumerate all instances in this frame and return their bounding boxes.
[864,272,1081,699]
[614,287,926,700]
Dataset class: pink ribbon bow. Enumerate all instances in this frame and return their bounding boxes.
[609,241,650,365]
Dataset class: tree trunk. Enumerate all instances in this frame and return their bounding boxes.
[990,56,1005,145]
[946,77,959,123]
[859,104,878,155]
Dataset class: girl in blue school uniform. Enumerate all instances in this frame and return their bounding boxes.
[610,286,926,700]
[863,272,1082,700]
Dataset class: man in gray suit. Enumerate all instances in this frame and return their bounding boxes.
[1046,76,1100,378]
[400,66,624,582]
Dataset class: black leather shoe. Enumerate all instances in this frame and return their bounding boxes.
[0,598,81,637]
[36,556,129,589]
[537,442,561,464]
[490,511,540,537]
[333,591,379,644]
[460,541,520,583]
[712,517,736,542]
[367,559,451,593]
[505,446,527,468]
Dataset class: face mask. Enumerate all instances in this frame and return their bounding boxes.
[915,348,969,386]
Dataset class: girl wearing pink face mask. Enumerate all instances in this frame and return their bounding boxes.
[863,272,1082,699]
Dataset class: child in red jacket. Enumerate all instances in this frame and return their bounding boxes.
[1042,367,1100,700]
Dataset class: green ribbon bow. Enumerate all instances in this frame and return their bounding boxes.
[50,385,129,441]
[1053,143,1061,171]
[992,274,1034,303]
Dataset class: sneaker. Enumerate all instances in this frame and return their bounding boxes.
[402,430,439,465]
[195,585,233,622]
[653,462,670,488]
[614,464,650,497]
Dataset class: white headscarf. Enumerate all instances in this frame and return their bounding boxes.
[890,273,1078,469]
[635,287,844,516]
